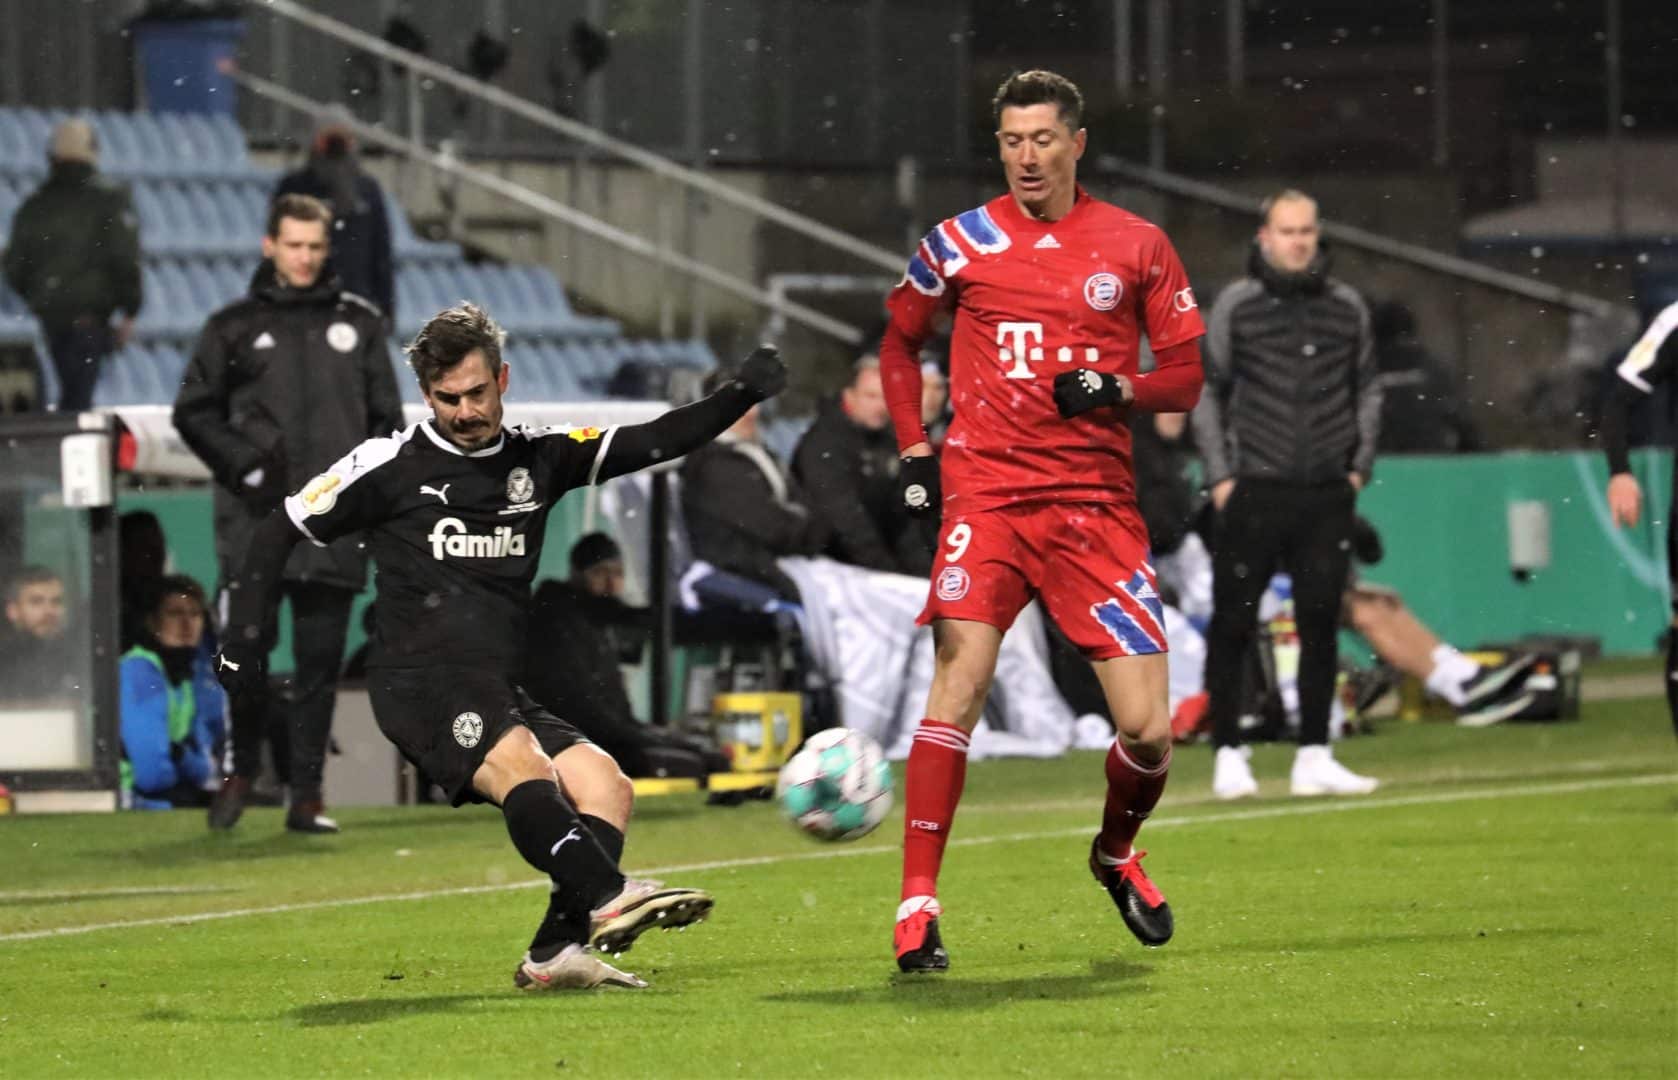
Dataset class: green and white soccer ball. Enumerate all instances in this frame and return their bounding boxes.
[775,728,894,842]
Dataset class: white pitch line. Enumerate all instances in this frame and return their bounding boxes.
[0,885,241,902]
[1,771,1671,946]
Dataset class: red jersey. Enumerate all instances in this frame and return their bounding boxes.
[880,188,1205,514]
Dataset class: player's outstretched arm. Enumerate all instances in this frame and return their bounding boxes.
[592,345,787,483]
[214,509,304,702]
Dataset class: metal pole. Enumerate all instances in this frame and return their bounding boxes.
[1146,0,1168,169]
[1225,0,1243,96]
[683,0,706,341]
[1606,0,1625,241]
[1115,0,1134,102]
[1432,0,1450,167]
[649,470,672,728]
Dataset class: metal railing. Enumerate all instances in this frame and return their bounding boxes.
[228,66,865,346]
[255,0,904,276]
[255,0,1628,330]
[1094,155,1628,320]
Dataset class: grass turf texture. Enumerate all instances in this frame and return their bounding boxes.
[1,691,1673,1077]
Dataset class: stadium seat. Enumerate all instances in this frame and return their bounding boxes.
[0,106,694,407]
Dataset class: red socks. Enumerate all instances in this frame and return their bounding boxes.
[1098,740,1171,862]
[899,719,970,901]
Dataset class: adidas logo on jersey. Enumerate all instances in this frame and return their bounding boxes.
[253,332,276,350]
[1034,234,1061,250]
[427,517,526,561]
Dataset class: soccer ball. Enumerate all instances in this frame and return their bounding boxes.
[775,728,894,842]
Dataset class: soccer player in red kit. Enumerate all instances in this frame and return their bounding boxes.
[878,70,1206,972]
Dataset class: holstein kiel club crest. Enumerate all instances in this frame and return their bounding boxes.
[506,467,535,505]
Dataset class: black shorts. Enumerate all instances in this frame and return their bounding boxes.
[368,665,590,807]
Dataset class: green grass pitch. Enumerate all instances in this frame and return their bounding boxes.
[2,688,1673,1077]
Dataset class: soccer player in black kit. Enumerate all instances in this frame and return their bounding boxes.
[215,303,788,989]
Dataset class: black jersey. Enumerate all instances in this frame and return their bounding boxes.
[284,418,614,676]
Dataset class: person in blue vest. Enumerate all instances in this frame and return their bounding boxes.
[120,575,226,810]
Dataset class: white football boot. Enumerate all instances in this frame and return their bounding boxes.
[513,944,647,990]
[589,878,714,955]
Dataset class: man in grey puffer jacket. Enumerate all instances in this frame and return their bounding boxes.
[1190,188,1382,800]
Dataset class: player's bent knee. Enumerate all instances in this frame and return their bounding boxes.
[474,726,557,804]
[554,742,634,817]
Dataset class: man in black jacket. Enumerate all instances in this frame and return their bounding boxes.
[2,119,142,411]
[681,370,827,603]
[792,355,926,576]
[272,118,395,322]
[1190,188,1382,800]
[173,193,402,833]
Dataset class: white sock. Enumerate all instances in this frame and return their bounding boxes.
[1425,644,1481,707]
[1094,847,1131,868]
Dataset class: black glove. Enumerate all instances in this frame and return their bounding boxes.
[733,345,788,403]
[899,454,941,517]
[214,635,267,708]
[1053,368,1131,419]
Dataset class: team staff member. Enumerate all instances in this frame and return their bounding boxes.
[174,193,403,834]
[1189,189,1383,800]
[215,303,787,990]
[1600,299,1678,732]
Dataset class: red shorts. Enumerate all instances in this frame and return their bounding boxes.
[919,502,1167,660]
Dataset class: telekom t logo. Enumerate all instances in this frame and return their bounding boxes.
[996,321,1098,380]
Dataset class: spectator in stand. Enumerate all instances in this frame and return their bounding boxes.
[792,354,923,576]
[526,533,725,780]
[1371,300,1481,454]
[0,565,72,700]
[681,368,828,605]
[273,115,395,322]
[119,575,226,810]
[119,510,170,652]
[2,118,142,411]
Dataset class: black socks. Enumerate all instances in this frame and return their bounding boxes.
[502,779,625,957]
[580,813,625,864]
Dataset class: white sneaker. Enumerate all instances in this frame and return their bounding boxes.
[1289,745,1378,797]
[513,944,647,990]
[1213,745,1259,800]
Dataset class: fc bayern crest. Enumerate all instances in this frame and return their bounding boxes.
[936,566,970,602]
[1084,273,1122,311]
[506,467,535,504]
[452,711,484,748]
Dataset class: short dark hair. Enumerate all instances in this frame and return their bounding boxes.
[992,70,1084,131]
[570,532,622,574]
[6,565,60,603]
[266,193,333,239]
[144,574,208,619]
[404,303,507,390]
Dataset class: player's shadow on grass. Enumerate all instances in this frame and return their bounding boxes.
[290,992,580,1027]
[764,957,1151,1010]
[1188,924,1594,958]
